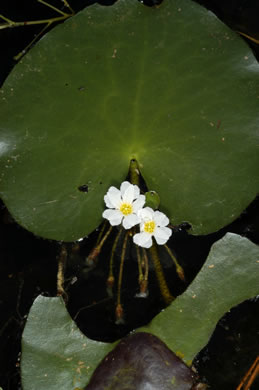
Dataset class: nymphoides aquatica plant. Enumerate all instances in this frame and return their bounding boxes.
[0,0,259,389]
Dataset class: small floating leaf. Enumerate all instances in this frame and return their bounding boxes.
[21,295,113,390]
[139,233,259,364]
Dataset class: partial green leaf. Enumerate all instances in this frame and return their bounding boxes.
[21,233,259,389]
[21,295,113,390]
[139,233,259,364]
[0,0,258,240]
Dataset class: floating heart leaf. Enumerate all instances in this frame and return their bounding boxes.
[0,0,258,241]
[139,233,259,364]
[21,233,259,389]
[21,295,113,390]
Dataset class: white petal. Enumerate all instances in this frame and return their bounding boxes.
[139,221,145,232]
[153,210,169,227]
[138,207,154,221]
[107,186,120,196]
[106,186,122,208]
[102,209,122,226]
[132,195,145,212]
[154,226,172,245]
[120,181,131,196]
[133,232,153,248]
[122,214,140,229]
[104,194,115,208]
[122,183,135,204]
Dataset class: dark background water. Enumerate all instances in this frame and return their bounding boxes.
[0,1,258,389]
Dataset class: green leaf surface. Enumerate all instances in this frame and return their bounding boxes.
[21,233,259,389]
[0,0,259,241]
[139,233,259,364]
[21,295,113,390]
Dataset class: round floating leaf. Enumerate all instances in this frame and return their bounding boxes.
[21,295,113,390]
[85,333,198,390]
[0,0,259,240]
[139,233,259,364]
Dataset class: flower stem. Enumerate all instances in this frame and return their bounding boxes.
[61,0,74,14]
[96,220,108,245]
[164,244,185,281]
[237,31,259,45]
[14,22,51,61]
[57,245,68,301]
[140,248,149,296]
[106,227,123,296]
[86,225,113,265]
[136,243,144,284]
[135,245,148,297]
[236,355,259,390]
[149,244,174,305]
[38,0,70,17]
[115,231,129,323]
[0,0,75,60]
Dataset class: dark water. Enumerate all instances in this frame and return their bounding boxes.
[0,1,259,389]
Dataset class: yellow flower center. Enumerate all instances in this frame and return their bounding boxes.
[120,203,133,216]
[144,221,156,234]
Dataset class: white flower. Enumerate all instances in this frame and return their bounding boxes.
[102,181,145,229]
[133,207,172,248]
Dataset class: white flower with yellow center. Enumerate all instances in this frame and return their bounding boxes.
[133,207,172,248]
[102,181,145,229]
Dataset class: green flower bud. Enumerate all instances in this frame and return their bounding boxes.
[144,190,160,210]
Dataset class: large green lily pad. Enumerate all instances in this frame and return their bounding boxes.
[0,0,258,241]
[21,233,259,389]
